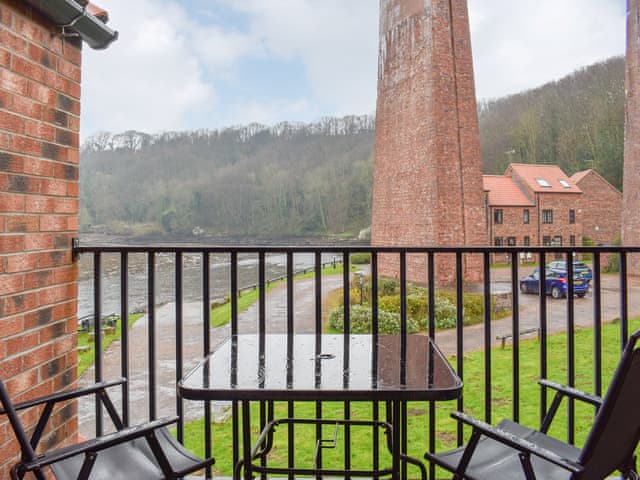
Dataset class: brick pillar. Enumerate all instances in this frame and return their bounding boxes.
[371,0,487,285]
[623,0,640,274]
[0,1,81,475]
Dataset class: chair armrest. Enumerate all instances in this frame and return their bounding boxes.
[451,411,584,474]
[1,378,127,415]
[538,379,602,408]
[19,416,179,471]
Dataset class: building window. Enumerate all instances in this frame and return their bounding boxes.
[569,209,575,224]
[570,235,576,246]
[523,236,530,246]
[494,209,503,224]
[507,237,516,246]
[542,209,553,224]
[543,236,551,246]
[494,237,504,246]
[559,179,571,188]
[523,209,530,224]
[553,236,563,246]
[535,178,551,187]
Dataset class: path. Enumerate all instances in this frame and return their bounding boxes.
[78,274,344,437]
[78,268,640,437]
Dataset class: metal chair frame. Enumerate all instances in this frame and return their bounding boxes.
[425,329,640,480]
[0,377,214,480]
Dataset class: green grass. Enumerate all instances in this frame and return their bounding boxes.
[210,262,350,328]
[77,313,143,376]
[181,316,640,477]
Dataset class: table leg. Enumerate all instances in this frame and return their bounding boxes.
[392,400,401,479]
[241,401,251,480]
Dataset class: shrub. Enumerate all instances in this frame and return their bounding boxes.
[381,280,398,296]
[350,253,371,265]
[327,305,419,334]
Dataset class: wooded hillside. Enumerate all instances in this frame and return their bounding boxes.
[80,56,625,238]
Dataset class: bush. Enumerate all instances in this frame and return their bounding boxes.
[350,252,371,265]
[604,253,620,273]
[327,305,419,334]
[381,280,398,296]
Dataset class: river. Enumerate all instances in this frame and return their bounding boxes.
[77,248,345,318]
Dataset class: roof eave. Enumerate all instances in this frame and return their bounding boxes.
[24,0,118,50]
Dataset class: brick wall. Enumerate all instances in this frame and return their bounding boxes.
[0,1,81,475]
[574,171,621,246]
[372,0,487,286]
[623,0,640,273]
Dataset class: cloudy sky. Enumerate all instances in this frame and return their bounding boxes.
[80,0,626,139]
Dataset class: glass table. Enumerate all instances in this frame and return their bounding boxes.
[178,334,462,479]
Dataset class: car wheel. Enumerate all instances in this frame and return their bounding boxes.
[551,286,562,299]
[520,283,528,294]
[577,292,586,298]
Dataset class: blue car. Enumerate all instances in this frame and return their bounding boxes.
[519,268,589,299]
[546,261,593,280]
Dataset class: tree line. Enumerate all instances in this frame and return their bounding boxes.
[80,56,625,238]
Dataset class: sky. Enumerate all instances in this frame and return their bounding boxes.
[80,0,627,140]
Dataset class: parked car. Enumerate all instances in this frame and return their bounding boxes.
[520,268,589,299]
[546,260,593,280]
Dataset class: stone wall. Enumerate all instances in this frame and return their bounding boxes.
[0,1,81,475]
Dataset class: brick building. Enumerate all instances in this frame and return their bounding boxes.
[623,0,640,273]
[0,1,116,476]
[371,0,486,285]
[571,169,622,246]
[484,164,621,254]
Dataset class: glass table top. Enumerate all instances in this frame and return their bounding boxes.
[179,334,462,402]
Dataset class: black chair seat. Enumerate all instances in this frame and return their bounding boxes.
[429,419,581,480]
[51,428,205,480]
[0,378,213,480]
[426,329,640,480]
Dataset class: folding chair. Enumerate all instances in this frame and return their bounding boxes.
[425,329,640,479]
[0,377,214,480]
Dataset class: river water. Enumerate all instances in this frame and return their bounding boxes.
[77,250,343,318]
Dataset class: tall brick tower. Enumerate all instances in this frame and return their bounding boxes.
[371,0,487,284]
[623,0,640,274]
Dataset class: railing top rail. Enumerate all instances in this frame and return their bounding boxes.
[71,240,640,255]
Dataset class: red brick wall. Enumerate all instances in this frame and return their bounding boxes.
[0,1,80,475]
[623,0,640,273]
[372,0,487,285]
[575,171,621,245]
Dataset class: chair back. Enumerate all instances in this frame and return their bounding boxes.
[0,380,47,480]
[578,329,640,479]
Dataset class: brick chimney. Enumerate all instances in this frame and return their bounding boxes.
[371,0,487,285]
[623,0,640,274]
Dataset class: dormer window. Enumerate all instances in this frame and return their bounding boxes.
[535,178,551,187]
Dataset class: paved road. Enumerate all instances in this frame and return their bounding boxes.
[433,267,640,356]
[78,267,640,437]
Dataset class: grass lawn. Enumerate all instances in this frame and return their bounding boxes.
[77,313,143,376]
[181,316,640,477]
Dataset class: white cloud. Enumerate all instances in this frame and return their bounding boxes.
[81,0,626,137]
[81,0,249,137]
[469,0,626,101]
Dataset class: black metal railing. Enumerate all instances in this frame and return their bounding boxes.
[72,242,640,479]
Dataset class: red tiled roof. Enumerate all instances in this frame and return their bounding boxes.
[483,175,534,206]
[506,164,582,193]
[570,169,591,184]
